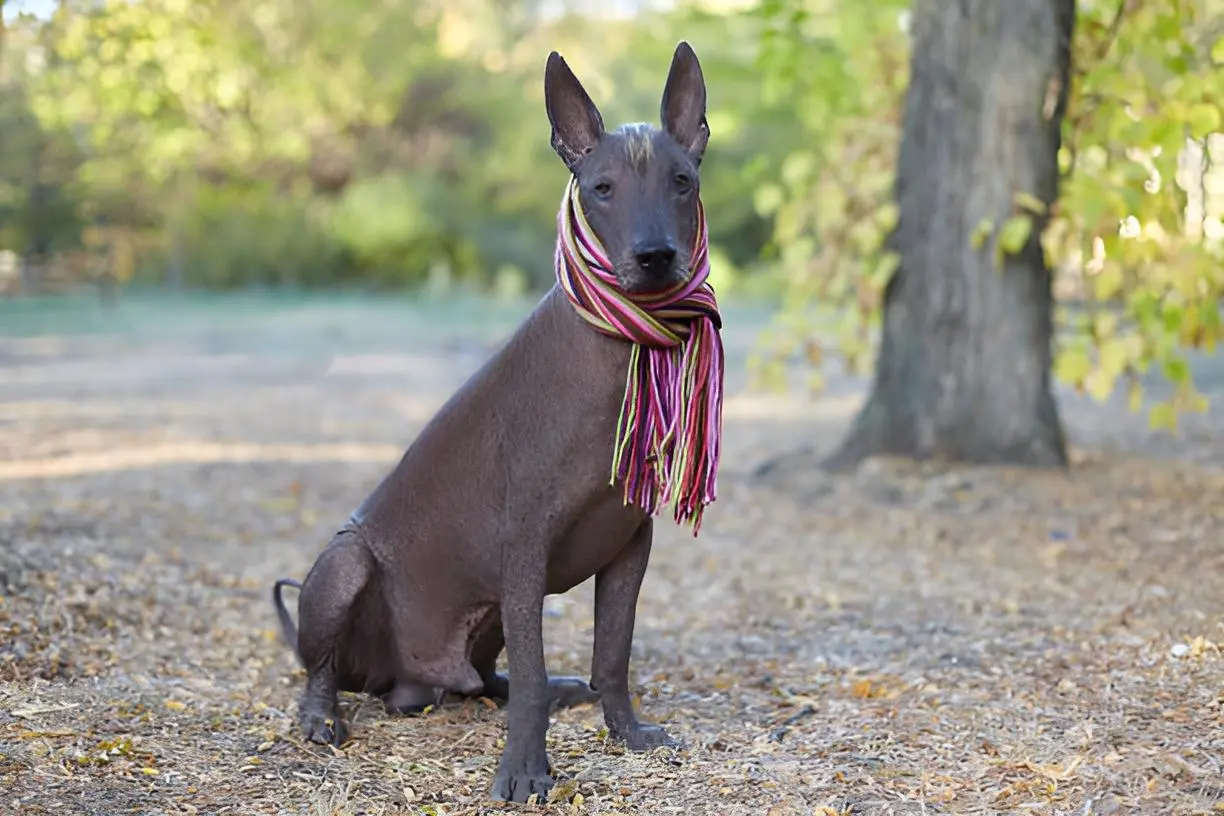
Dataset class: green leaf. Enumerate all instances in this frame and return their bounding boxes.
[1187,104,1222,139]
[1148,402,1178,433]
[875,202,899,233]
[1094,264,1124,301]
[867,250,900,285]
[997,215,1032,255]
[1154,11,1181,41]
[1012,191,1046,215]
[1098,336,1128,376]
[1212,36,1224,64]
[970,219,993,250]
[1148,117,1185,151]
[1162,301,1185,335]
[1085,370,1114,402]
[1053,346,1092,386]
[1161,356,1190,386]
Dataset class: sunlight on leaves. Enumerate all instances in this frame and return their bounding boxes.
[998,215,1033,255]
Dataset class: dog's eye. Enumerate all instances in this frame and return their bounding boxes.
[593,181,613,198]
[674,173,692,191]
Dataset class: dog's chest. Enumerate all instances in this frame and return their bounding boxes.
[542,489,645,595]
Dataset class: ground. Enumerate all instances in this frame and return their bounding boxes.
[1,292,1222,816]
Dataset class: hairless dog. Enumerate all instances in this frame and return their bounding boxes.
[272,41,723,804]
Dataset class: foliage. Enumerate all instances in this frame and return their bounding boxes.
[0,0,792,292]
[753,0,1224,431]
[1049,0,1224,430]
[0,14,86,257]
[750,0,909,392]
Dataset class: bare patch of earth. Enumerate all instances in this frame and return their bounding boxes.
[0,293,1221,815]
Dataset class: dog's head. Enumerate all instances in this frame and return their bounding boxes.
[544,42,709,295]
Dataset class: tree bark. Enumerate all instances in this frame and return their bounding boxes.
[825,0,1074,471]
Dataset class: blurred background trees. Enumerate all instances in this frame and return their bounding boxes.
[1,0,1222,448]
[0,0,791,295]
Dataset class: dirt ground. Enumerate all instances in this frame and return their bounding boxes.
[1,293,1222,816]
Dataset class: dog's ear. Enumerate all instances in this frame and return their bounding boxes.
[545,51,605,171]
[660,41,709,164]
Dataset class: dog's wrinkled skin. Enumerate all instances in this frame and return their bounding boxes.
[271,41,710,804]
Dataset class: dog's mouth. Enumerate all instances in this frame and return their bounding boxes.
[614,260,692,295]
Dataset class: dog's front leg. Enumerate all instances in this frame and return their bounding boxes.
[490,543,554,803]
[591,519,678,750]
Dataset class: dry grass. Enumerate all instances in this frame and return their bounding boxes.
[1,298,1222,815]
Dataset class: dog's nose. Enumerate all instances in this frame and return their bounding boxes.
[634,245,677,275]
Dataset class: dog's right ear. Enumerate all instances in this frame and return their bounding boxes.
[545,51,605,171]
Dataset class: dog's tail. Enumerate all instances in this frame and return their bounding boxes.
[272,578,304,666]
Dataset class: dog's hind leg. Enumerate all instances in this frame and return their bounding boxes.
[295,531,373,746]
[471,622,511,701]
[381,681,439,714]
[470,614,599,711]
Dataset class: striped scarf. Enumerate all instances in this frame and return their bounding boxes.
[554,175,724,535]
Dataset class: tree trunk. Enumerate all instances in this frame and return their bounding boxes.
[825,0,1074,471]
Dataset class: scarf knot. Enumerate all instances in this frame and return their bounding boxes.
[555,175,724,535]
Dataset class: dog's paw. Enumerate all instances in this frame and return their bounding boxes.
[548,676,601,711]
[617,723,679,752]
[480,671,511,703]
[300,709,349,747]
[490,753,554,803]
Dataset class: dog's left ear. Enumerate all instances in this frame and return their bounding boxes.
[660,41,709,164]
